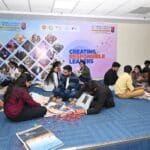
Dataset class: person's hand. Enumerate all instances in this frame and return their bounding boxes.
[69,98,77,105]
[50,96,62,103]
[55,97,62,103]
[75,70,81,77]
[50,96,57,102]
[77,70,81,73]
[75,109,86,114]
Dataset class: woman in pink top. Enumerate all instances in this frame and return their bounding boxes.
[4,73,47,122]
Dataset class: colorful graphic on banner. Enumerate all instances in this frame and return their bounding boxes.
[0,20,117,80]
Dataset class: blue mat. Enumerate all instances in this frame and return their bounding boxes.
[0,87,150,150]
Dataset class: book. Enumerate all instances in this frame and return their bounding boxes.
[16,125,63,150]
[46,93,93,115]
[46,102,72,115]
[69,104,83,110]
[76,92,93,110]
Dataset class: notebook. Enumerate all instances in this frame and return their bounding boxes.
[16,125,63,150]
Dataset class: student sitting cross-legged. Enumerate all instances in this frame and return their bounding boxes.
[52,65,80,101]
[4,73,47,122]
[115,65,144,99]
[40,61,61,91]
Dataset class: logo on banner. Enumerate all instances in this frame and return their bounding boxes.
[91,25,115,33]
[21,22,27,30]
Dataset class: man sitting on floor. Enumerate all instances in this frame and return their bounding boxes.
[115,65,144,99]
[104,61,121,90]
[77,60,92,83]
[53,65,79,101]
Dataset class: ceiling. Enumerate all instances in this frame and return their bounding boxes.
[1,0,150,22]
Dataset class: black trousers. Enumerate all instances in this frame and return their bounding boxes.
[10,106,47,122]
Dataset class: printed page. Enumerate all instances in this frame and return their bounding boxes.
[76,93,93,110]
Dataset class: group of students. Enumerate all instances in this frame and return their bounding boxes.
[0,59,149,122]
[104,60,150,99]
[0,60,115,122]
[0,61,27,87]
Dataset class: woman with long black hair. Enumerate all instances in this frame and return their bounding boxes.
[43,61,61,91]
[4,73,47,122]
[36,61,61,92]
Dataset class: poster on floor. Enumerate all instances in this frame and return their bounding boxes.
[0,19,117,80]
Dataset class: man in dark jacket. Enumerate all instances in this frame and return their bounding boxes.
[75,80,115,114]
[78,60,91,83]
[53,65,79,101]
[142,60,150,73]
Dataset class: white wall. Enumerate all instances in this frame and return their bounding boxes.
[117,23,150,70]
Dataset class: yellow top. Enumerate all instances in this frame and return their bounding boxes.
[115,73,134,94]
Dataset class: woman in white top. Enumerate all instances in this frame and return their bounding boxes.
[42,61,61,91]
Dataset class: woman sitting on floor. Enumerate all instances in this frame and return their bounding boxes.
[4,73,47,122]
[35,61,61,92]
[131,65,142,87]
[43,61,61,91]
[71,80,115,114]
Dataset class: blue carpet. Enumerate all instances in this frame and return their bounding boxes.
[0,87,150,150]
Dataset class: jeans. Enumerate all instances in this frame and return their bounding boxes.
[53,88,77,101]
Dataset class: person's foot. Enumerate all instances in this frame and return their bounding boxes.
[50,96,62,103]
[145,91,150,97]
[55,96,62,103]
[50,96,57,102]
[69,98,77,105]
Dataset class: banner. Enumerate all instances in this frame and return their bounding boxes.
[0,19,117,80]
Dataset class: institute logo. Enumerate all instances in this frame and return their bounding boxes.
[21,22,26,30]
[91,25,115,33]
[111,26,115,33]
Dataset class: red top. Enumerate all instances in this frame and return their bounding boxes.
[4,87,40,119]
